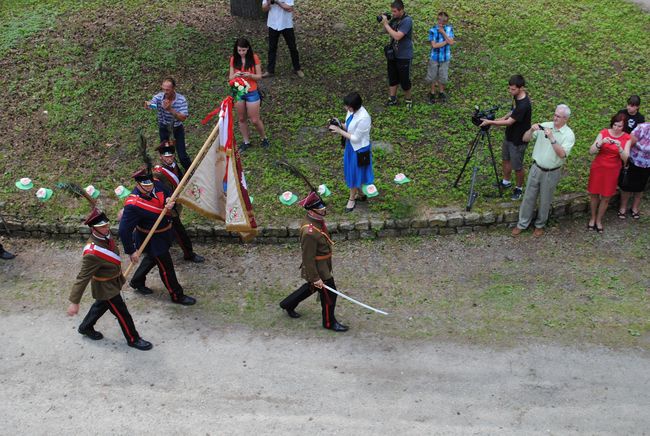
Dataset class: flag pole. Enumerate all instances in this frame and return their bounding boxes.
[122,121,220,278]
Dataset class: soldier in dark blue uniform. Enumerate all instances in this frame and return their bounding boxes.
[119,169,196,306]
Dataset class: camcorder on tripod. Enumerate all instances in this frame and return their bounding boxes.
[453,105,503,211]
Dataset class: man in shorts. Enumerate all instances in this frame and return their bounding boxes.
[426,11,455,104]
[480,74,532,200]
[381,0,414,110]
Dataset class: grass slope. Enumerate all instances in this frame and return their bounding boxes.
[1,0,649,225]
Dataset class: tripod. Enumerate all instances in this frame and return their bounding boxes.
[453,127,502,211]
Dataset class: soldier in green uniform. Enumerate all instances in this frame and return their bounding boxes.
[67,209,152,350]
[279,191,348,332]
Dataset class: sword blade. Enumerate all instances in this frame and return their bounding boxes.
[322,284,388,315]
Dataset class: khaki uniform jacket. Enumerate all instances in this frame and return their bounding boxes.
[300,215,333,283]
[69,234,126,304]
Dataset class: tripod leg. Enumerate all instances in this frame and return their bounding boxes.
[485,131,503,195]
[454,130,482,188]
[467,166,479,211]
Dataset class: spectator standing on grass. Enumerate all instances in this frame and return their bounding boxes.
[618,122,650,219]
[328,92,375,213]
[144,78,191,171]
[229,38,270,152]
[587,113,629,233]
[261,0,304,78]
[480,75,532,200]
[381,0,414,110]
[511,104,574,238]
[426,11,455,104]
[618,95,645,134]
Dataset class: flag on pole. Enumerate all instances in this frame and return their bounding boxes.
[178,96,258,241]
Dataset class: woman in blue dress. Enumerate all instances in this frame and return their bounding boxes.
[328,92,375,212]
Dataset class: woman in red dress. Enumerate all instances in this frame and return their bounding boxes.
[587,113,630,232]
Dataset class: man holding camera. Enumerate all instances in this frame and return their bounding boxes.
[381,0,413,110]
[145,77,191,172]
[512,104,575,237]
[261,0,304,78]
[480,75,532,200]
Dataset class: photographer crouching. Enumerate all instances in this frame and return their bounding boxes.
[379,1,414,110]
[328,92,375,213]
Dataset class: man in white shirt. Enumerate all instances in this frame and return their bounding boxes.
[261,0,304,78]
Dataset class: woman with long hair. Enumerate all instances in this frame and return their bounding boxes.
[229,38,269,152]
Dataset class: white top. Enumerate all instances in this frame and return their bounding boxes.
[346,106,372,151]
[263,0,294,31]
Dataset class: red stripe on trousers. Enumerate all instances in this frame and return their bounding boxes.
[155,256,176,301]
[108,299,135,343]
[321,287,331,328]
[173,228,190,257]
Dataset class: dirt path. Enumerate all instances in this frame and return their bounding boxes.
[1,211,649,433]
[1,310,649,435]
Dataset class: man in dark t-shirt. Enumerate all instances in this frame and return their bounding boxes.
[381,0,414,110]
[618,95,645,134]
[480,74,532,200]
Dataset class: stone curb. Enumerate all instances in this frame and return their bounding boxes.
[1,193,594,244]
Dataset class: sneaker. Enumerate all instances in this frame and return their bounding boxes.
[386,98,397,106]
[511,227,523,236]
[428,93,437,104]
[438,92,447,103]
[511,187,523,200]
[261,138,270,149]
[294,70,305,78]
[493,180,512,189]
[405,100,413,110]
[239,142,251,153]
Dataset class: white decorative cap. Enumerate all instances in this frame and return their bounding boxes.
[85,185,96,196]
[20,177,32,185]
[36,188,48,198]
[281,191,293,201]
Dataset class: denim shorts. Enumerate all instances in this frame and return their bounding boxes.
[241,90,260,103]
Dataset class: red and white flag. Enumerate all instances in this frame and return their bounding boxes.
[178,96,258,241]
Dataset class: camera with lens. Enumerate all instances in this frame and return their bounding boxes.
[376,12,392,23]
[471,105,500,130]
[328,117,342,128]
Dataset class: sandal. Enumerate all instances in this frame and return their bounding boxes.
[596,225,604,233]
[631,210,640,219]
[617,210,626,219]
[587,222,595,231]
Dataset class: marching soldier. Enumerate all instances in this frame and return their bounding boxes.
[279,191,348,332]
[67,209,152,350]
[153,141,204,263]
[119,168,197,306]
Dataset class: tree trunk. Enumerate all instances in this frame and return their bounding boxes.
[231,0,264,19]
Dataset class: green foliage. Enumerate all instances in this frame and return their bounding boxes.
[1,0,649,225]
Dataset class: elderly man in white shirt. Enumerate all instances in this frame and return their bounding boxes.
[328,92,375,212]
[261,0,304,78]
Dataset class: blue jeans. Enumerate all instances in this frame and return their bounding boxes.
[159,124,191,171]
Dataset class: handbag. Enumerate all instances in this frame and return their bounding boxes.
[618,163,630,189]
[384,43,396,61]
[357,150,371,167]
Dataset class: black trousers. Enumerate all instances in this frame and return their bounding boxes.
[79,294,140,345]
[267,27,301,74]
[159,124,191,171]
[131,251,185,302]
[172,216,194,259]
[280,277,338,328]
[387,58,412,91]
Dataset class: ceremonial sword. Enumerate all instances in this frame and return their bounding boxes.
[322,284,388,315]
